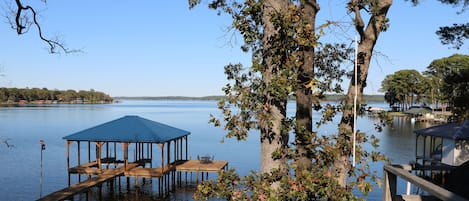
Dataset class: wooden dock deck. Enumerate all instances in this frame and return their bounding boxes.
[38,160,228,201]
[124,160,228,178]
[176,160,228,173]
[37,163,140,201]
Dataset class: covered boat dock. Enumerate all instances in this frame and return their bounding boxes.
[38,115,228,201]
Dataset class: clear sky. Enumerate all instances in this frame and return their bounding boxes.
[0,1,467,97]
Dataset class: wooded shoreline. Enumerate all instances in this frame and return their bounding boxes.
[114,94,385,102]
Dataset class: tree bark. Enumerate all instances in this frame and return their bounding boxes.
[295,0,319,171]
[260,0,289,174]
[334,0,392,187]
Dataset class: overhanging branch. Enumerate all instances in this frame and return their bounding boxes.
[13,0,78,54]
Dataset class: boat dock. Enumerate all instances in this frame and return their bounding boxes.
[38,159,228,201]
[38,116,230,201]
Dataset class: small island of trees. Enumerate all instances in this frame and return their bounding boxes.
[0,87,113,105]
[380,54,469,120]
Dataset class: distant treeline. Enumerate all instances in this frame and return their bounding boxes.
[114,96,223,101]
[115,94,384,102]
[0,87,113,104]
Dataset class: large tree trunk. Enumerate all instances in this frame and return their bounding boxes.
[334,0,392,187]
[295,0,319,171]
[260,0,289,174]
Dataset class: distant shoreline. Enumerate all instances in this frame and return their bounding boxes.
[0,95,385,106]
[113,96,224,101]
[113,94,385,102]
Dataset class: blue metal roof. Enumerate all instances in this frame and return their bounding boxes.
[63,115,190,143]
[415,120,469,140]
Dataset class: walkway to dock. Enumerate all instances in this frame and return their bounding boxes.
[37,163,140,201]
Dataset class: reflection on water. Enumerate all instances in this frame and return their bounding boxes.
[0,101,435,200]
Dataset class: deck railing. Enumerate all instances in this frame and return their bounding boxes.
[383,164,468,201]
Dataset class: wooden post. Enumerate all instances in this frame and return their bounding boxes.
[175,139,178,161]
[185,136,188,160]
[122,143,128,170]
[66,141,71,170]
[66,141,71,186]
[150,143,153,168]
[173,140,176,163]
[179,138,183,161]
[77,141,81,183]
[114,142,117,159]
[167,142,171,167]
[161,143,164,173]
[135,142,138,161]
[88,141,91,163]
[106,142,109,159]
[77,141,81,166]
[383,167,397,201]
[96,142,103,170]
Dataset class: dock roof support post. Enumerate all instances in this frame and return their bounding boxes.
[150,143,153,166]
[88,141,91,163]
[167,141,171,167]
[121,143,128,170]
[66,141,72,170]
[179,138,183,161]
[185,136,188,160]
[77,141,81,166]
[106,142,109,159]
[161,143,164,173]
[96,142,103,171]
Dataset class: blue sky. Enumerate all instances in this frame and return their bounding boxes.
[0,1,467,97]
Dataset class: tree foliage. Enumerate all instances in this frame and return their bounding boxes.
[334,0,392,189]
[0,87,113,103]
[380,69,429,110]
[195,0,386,200]
[425,54,469,120]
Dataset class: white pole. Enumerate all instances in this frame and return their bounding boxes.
[352,36,358,167]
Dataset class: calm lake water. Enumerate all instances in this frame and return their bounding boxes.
[0,100,433,201]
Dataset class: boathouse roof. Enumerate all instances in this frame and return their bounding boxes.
[414,120,469,140]
[63,115,190,143]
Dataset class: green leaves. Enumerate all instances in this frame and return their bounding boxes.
[381,69,428,109]
[200,1,386,200]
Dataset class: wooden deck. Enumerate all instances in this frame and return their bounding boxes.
[175,160,228,173]
[125,166,171,178]
[68,161,100,174]
[124,160,228,178]
[37,163,140,201]
[39,160,228,201]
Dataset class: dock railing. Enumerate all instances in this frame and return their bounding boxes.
[383,164,468,201]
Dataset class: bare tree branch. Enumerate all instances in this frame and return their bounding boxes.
[11,0,78,54]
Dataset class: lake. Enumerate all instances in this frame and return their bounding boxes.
[0,100,433,201]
